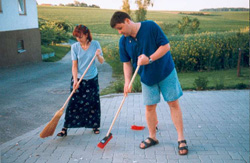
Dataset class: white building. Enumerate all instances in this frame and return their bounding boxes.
[0,0,41,67]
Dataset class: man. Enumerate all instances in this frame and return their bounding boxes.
[110,11,188,155]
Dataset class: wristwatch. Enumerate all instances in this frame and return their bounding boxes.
[148,57,153,64]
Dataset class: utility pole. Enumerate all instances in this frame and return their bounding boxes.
[237,48,242,77]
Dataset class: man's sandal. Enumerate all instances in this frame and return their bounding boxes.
[93,128,100,134]
[139,137,159,149]
[57,128,67,137]
[178,140,188,155]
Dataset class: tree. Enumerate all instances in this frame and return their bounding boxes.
[177,16,200,34]
[135,0,153,22]
[80,3,88,7]
[122,0,131,16]
[54,21,72,32]
[189,18,200,33]
[89,4,100,8]
[74,0,80,7]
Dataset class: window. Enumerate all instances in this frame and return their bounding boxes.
[18,0,26,15]
[18,40,26,53]
[0,0,2,13]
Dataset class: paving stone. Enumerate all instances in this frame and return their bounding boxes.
[0,90,248,163]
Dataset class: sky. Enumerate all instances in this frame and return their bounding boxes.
[36,0,249,11]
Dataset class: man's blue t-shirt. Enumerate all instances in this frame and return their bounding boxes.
[71,40,103,80]
[119,20,175,86]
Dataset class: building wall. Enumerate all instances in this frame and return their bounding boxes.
[0,28,41,67]
[0,0,41,67]
[0,0,38,31]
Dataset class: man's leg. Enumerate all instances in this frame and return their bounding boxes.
[140,104,158,148]
[168,99,187,154]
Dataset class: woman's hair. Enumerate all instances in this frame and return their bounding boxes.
[73,24,92,42]
[110,11,131,28]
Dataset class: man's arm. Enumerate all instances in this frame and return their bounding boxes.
[123,61,133,96]
[137,43,170,65]
[150,43,170,61]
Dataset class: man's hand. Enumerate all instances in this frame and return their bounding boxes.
[123,82,132,97]
[137,54,150,65]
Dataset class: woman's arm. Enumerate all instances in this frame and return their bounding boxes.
[72,60,79,90]
[95,49,104,64]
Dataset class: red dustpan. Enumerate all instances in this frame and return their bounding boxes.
[131,125,145,130]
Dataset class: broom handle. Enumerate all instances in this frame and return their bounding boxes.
[106,65,140,136]
[60,53,98,111]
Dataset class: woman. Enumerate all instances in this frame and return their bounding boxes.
[57,24,104,137]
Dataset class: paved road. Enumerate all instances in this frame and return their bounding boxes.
[0,90,249,163]
[0,50,114,145]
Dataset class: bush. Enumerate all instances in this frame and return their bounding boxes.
[170,28,249,71]
[103,46,123,75]
[235,83,248,89]
[114,79,124,93]
[214,79,225,90]
[132,75,142,92]
[193,76,209,90]
[39,19,70,46]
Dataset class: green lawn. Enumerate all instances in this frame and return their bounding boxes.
[178,68,249,90]
[43,44,71,62]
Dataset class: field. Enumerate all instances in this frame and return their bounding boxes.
[38,6,249,35]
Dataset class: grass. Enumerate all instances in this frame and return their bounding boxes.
[43,44,71,62]
[100,67,249,95]
[178,68,249,90]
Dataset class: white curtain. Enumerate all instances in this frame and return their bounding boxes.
[18,0,25,14]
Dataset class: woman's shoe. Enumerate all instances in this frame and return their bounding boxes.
[57,128,67,137]
[93,128,100,134]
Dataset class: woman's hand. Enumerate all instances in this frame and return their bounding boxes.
[95,49,101,57]
[95,49,104,64]
[73,80,79,91]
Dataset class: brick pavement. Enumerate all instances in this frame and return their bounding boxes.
[1,90,249,163]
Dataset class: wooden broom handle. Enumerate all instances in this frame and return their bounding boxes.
[60,53,98,111]
[106,65,140,136]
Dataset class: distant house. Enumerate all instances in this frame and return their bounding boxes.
[0,0,41,67]
[40,4,52,6]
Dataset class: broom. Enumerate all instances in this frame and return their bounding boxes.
[40,53,98,138]
[97,65,140,149]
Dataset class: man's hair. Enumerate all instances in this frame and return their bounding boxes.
[110,11,131,28]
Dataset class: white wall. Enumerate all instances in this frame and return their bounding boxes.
[0,0,38,32]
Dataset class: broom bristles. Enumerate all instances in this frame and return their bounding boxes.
[97,133,113,149]
[131,125,145,130]
[40,109,64,138]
